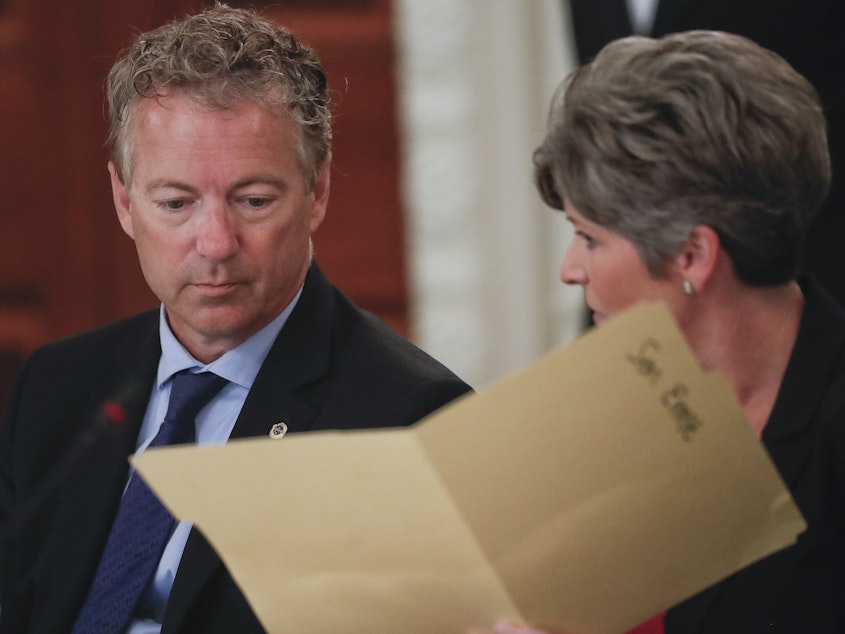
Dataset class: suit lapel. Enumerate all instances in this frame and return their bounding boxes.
[232,263,337,440]
[48,313,160,630]
[165,265,337,630]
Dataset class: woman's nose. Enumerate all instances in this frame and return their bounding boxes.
[559,243,586,286]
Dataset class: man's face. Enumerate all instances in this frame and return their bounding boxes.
[111,92,329,362]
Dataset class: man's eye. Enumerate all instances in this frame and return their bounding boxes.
[245,197,269,208]
[159,200,187,210]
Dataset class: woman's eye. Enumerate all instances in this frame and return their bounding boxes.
[576,230,596,248]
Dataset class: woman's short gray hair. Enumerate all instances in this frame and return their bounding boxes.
[107,2,331,190]
[534,30,830,285]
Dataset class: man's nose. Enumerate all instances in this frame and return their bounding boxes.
[195,203,239,260]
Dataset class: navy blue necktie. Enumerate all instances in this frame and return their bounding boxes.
[72,371,228,633]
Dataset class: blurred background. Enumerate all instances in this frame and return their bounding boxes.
[3,0,842,412]
[0,0,583,412]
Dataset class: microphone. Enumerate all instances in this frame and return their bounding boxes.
[0,380,141,543]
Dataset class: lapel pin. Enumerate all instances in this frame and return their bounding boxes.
[269,422,288,439]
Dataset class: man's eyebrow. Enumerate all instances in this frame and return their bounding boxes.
[142,175,291,195]
[230,175,289,191]
[144,180,197,195]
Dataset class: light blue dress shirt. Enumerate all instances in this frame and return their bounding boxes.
[127,287,301,633]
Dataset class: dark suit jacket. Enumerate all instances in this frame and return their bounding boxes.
[664,277,845,632]
[0,264,471,633]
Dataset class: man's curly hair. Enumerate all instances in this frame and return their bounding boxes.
[107,2,331,190]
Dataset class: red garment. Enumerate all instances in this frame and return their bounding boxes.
[626,612,665,634]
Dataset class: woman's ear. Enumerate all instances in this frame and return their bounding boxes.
[674,225,721,294]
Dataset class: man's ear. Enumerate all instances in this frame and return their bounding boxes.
[674,225,720,293]
[109,162,134,240]
[308,155,331,234]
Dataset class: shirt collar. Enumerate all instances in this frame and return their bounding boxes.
[156,284,304,390]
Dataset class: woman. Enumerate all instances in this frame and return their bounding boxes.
[494,30,845,633]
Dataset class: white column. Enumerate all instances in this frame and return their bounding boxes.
[395,0,584,388]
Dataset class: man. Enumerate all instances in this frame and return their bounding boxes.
[0,5,469,632]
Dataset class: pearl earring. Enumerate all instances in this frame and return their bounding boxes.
[683,280,694,296]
